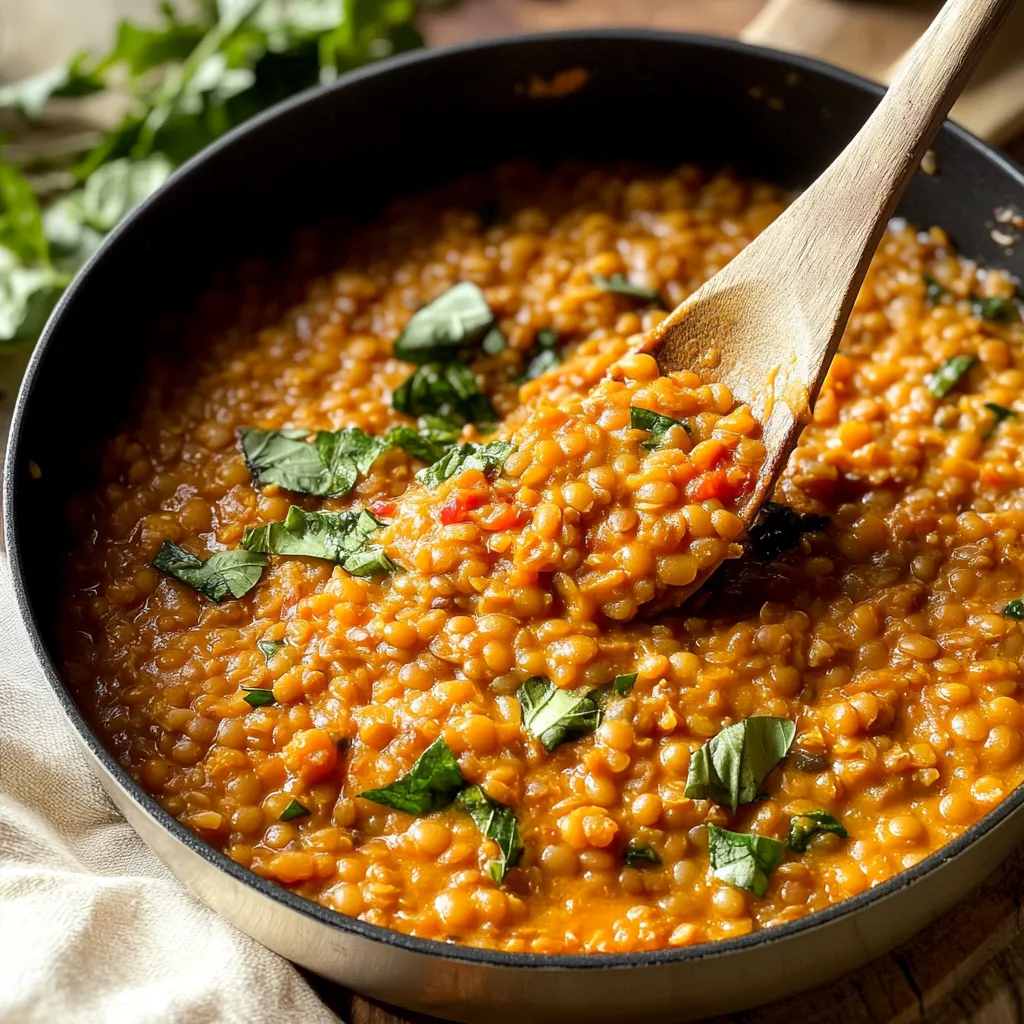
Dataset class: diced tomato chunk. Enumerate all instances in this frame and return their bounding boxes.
[439,490,487,525]
[370,500,396,517]
[481,502,525,532]
[688,465,753,503]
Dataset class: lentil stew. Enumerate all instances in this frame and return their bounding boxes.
[58,163,1024,955]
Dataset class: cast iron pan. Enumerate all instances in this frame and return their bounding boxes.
[6,31,1024,1024]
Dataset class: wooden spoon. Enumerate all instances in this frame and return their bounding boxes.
[643,0,1016,606]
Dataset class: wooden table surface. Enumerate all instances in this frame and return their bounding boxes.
[325,3,1024,1023]
[7,1,1024,1022]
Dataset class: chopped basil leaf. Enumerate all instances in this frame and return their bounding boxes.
[592,273,666,309]
[280,798,310,822]
[624,841,661,868]
[928,355,977,398]
[983,402,1018,441]
[384,424,458,464]
[591,672,639,713]
[786,810,848,853]
[923,274,946,304]
[416,440,514,489]
[611,672,638,697]
[517,676,601,753]
[393,282,495,364]
[359,737,464,815]
[242,686,276,708]
[707,824,785,896]
[630,405,691,449]
[392,361,497,428]
[151,541,266,602]
[519,328,562,382]
[972,295,1019,324]
[684,716,796,811]
[257,638,286,663]
[482,326,508,356]
[749,502,830,562]
[241,506,398,576]
[239,426,390,498]
[1004,599,1024,620]
[457,784,523,884]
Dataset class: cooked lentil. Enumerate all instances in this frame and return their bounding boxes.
[59,163,1024,954]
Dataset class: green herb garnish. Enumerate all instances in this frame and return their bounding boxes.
[257,638,286,663]
[684,716,796,811]
[457,784,523,884]
[928,355,977,399]
[630,405,691,449]
[393,282,495,364]
[749,502,830,562]
[151,541,266,602]
[384,424,459,464]
[359,737,464,815]
[707,824,785,896]
[241,506,398,576]
[392,361,497,429]
[241,686,276,708]
[983,402,1018,441]
[972,295,1020,324]
[786,811,848,853]
[517,676,602,753]
[519,328,562,382]
[923,274,946,304]
[240,427,390,498]
[592,273,666,308]
[1004,600,1024,620]
[481,326,507,356]
[624,842,661,868]
[416,440,514,489]
[280,798,310,822]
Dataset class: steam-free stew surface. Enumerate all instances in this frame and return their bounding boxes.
[59,164,1024,952]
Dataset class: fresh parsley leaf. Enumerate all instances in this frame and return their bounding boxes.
[241,505,398,575]
[0,163,49,266]
[972,295,1019,324]
[384,424,458,464]
[457,784,523,884]
[359,737,464,815]
[517,676,601,753]
[786,811,848,853]
[393,282,495,364]
[79,156,174,231]
[923,274,946,304]
[592,273,666,309]
[280,798,310,821]
[983,402,1018,440]
[749,502,830,562]
[239,426,390,497]
[257,638,286,663]
[630,405,691,450]
[241,686,276,708]
[928,354,977,398]
[624,841,661,868]
[151,540,266,602]
[707,824,785,896]
[0,253,69,344]
[0,53,103,119]
[684,716,796,811]
[519,328,562,381]
[415,440,514,489]
[1004,599,1024,620]
[392,361,497,428]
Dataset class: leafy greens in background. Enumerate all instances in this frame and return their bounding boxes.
[0,0,434,344]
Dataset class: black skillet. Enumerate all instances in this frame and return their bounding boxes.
[5,31,1024,1024]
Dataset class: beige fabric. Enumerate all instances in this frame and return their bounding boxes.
[0,361,340,1022]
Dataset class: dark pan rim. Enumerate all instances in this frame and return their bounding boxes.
[6,27,1024,975]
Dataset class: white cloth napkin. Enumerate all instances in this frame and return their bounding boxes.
[0,361,342,1022]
